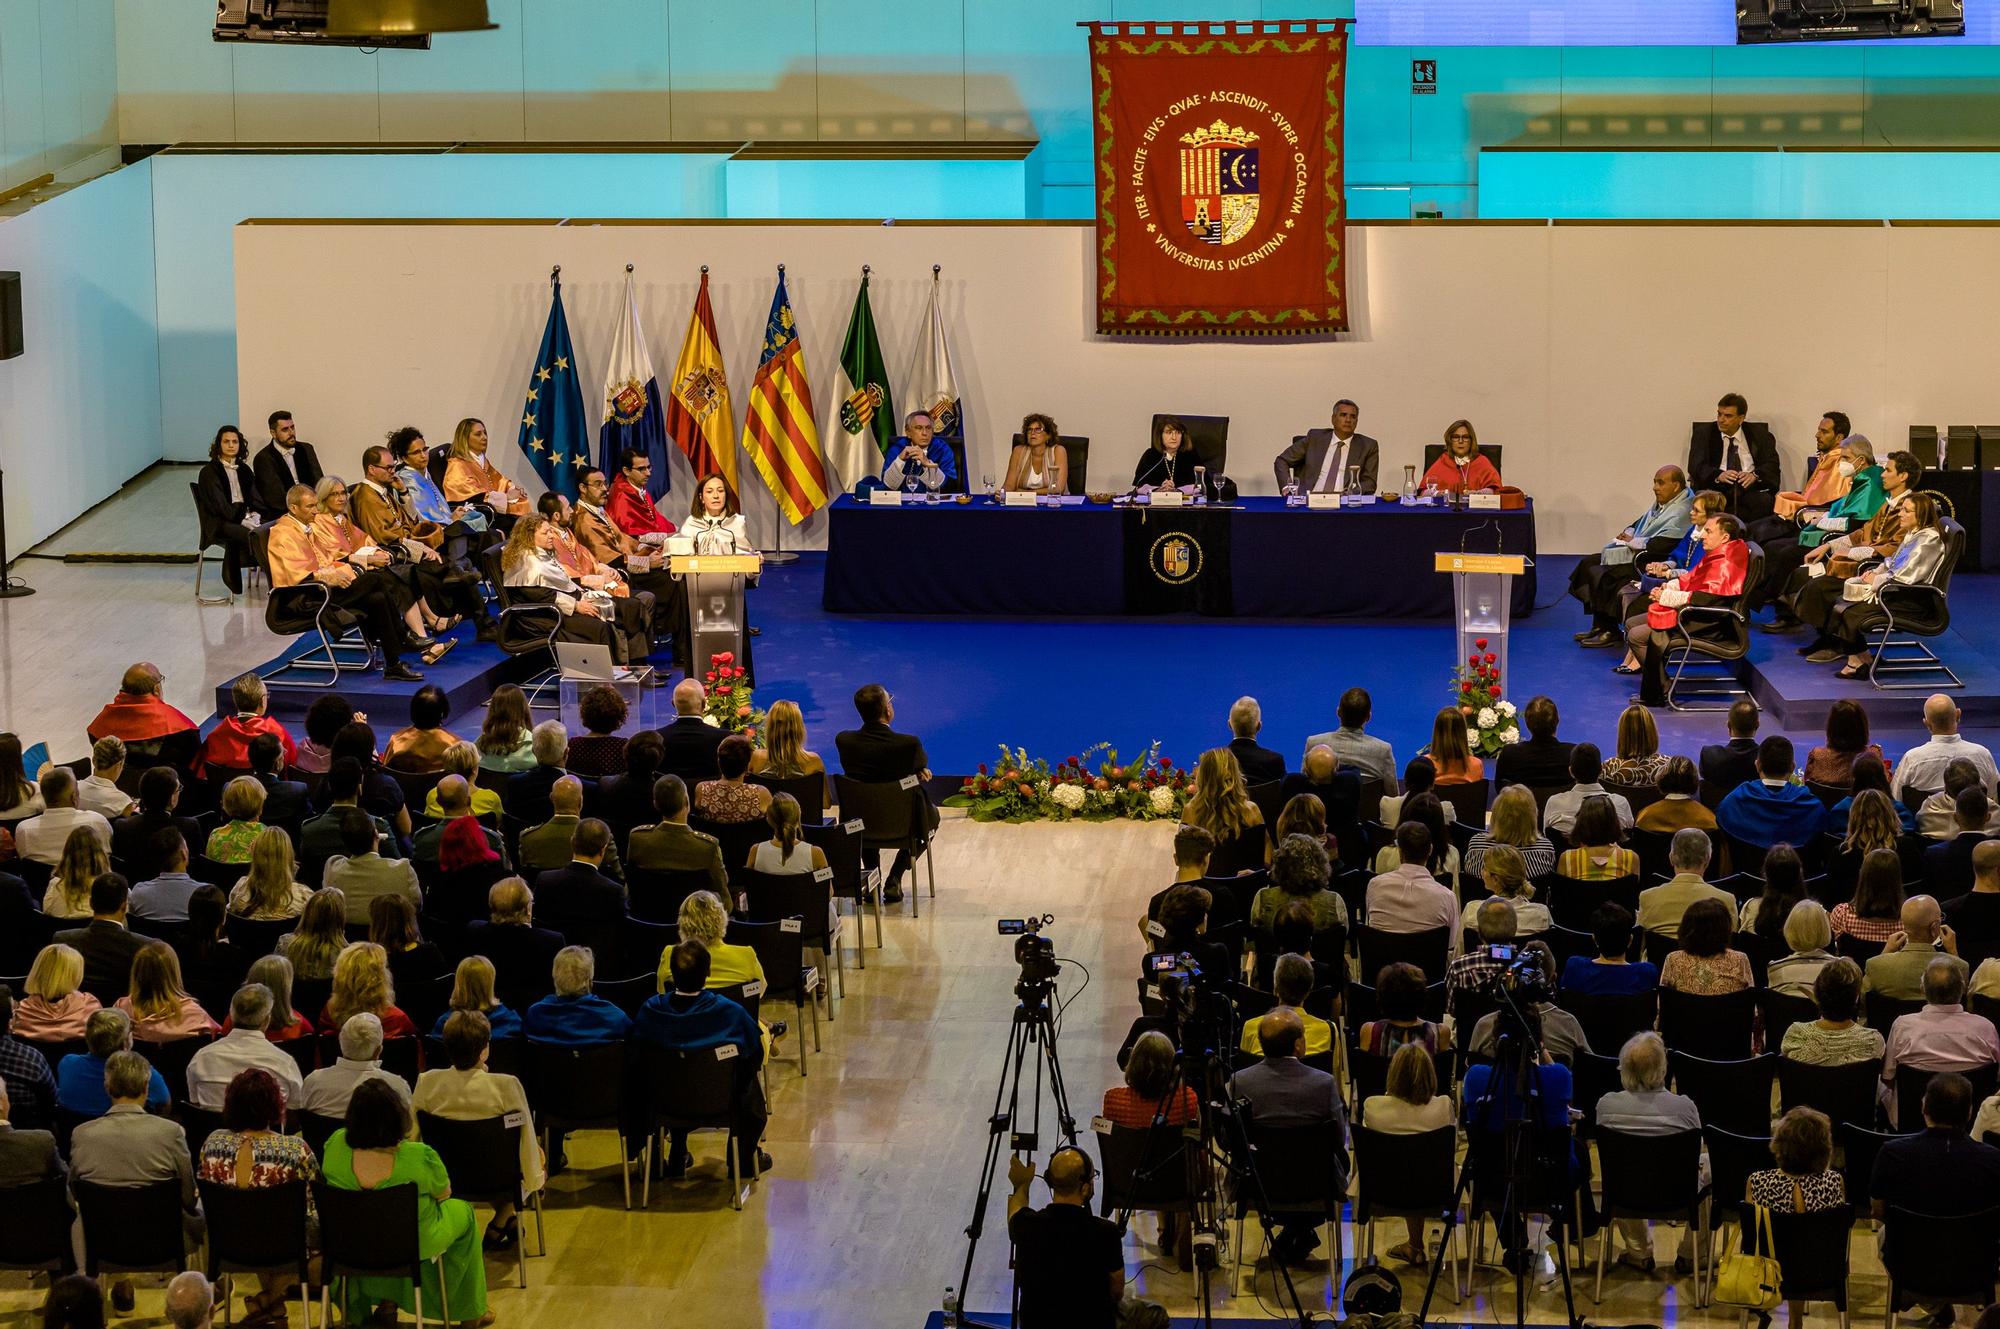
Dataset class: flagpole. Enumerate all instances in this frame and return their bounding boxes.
[760,261,801,567]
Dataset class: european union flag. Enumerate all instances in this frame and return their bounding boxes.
[518,269,590,502]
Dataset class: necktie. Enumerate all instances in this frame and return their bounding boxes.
[1725,434,1742,472]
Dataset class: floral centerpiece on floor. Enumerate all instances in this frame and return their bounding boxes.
[1454,637,1520,757]
[948,741,1193,823]
[702,651,764,737]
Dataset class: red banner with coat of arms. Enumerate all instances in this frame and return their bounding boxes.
[1088,20,1351,336]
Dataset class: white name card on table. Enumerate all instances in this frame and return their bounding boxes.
[869,489,904,506]
[1342,494,1379,507]
[1003,490,1038,506]
[1151,489,1185,508]
[1306,492,1340,511]
[1468,492,1503,510]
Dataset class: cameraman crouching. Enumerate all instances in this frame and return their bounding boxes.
[1007,1148,1166,1329]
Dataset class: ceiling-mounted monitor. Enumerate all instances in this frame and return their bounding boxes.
[1738,0,1966,44]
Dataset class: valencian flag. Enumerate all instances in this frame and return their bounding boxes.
[663,268,738,502]
[906,265,963,464]
[825,267,895,492]
[599,266,671,498]
[518,268,591,500]
[741,267,831,525]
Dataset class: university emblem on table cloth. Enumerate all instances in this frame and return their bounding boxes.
[1150,532,1203,585]
[608,376,651,427]
[1180,120,1260,247]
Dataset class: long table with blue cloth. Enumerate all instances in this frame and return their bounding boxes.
[821,493,1539,618]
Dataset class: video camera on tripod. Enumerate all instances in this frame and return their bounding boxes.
[1476,943,1556,1000]
[997,914,1060,990]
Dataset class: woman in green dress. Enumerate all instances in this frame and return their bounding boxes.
[321,1078,492,1327]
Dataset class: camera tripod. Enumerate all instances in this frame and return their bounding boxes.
[953,972,1079,1329]
[1415,977,1585,1329]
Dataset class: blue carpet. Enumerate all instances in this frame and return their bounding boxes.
[220,552,2000,777]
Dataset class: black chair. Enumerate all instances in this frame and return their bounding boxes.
[1653,541,1763,712]
[1352,1125,1463,1301]
[1546,876,1641,932]
[1554,990,1658,1058]
[1700,1125,1774,1254]
[1859,516,1966,691]
[0,1175,76,1280]
[72,1178,190,1290]
[1095,1122,1190,1225]
[1542,922,1597,971]
[1881,1203,2000,1321]
[523,1041,634,1209]
[138,1035,215,1110]
[738,866,845,1004]
[747,770,826,820]
[223,913,294,956]
[313,1181,448,1327]
[490,580,564,709]
[832,775,938,917]
[592,972,657,1017]
[1864,990,1924,1033]
[1777,1057,1881,1130]
[1593,1128,1710,1305]
[191,481,240,606]
[1357,926,1450,985]
[416,1112,543,1286]
[687,815,772,886]
[1759,989,1819,1053]
[1227,1123,1347,1274]
[300,1111,342,1158]
[1010,431,1090,495]
[1150,412,1229,474]
[1436,780,1490,829]
[1670,1051,1776,1137]
[1743,1203,1854,1325]
[196,1180,311,1327]
[1837,1123,1913,1210]
[21,1036,87,1079]
[1569,1050,1624,1139]
[1244,780,1287,842]
[728,916,819,1074]
[618,916,677,977]
[1895,1063,1999,1132]
[1658,988,1757,1060]
[626,867,718,925]
[636,1043,761,1211]
[802,816,881,960]
[252,527,374,687]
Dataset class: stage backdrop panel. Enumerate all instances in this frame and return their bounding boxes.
[236,218,1999,555]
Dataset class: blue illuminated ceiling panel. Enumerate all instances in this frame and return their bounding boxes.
[1353,0,1992,45]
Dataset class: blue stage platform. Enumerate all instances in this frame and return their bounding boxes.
[225,553,2000,778]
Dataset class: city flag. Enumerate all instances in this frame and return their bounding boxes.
[517,269,590,501]
[663,268,738,502]
[824,269,895,493]
[906,265,964,469]
[741,268,831,525]
[598,268,671,499]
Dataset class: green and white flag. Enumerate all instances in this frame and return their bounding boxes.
[825,269,896,493]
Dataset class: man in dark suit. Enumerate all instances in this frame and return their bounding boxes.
[1687,392,1780,524]
[1280,744,1363,864]
[506,720,582,830]
[533,819,628,952]
[251,410,324,519]
[110,766,205,881]
[463,877,567,1012]
[0,1078,62,1188]
[1924,788,1994,898]
[1227,697,1287,786]
[53,874,152,1005]
[246,733,310,831]
[1698,700,1762,809]
[834,682,936,904]
[1272,398,1379,495]
[1492,696,1576,791]
[657,679,726,788]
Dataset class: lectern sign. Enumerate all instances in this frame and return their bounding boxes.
[1088,20,1351,337]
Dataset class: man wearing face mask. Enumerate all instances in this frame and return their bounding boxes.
[1748,434,1886,629]
[1688,392,1780,523]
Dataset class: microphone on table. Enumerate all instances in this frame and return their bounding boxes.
[1132,450,1170,492]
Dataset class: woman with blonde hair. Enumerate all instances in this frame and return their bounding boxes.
[1601,704,1669,789]
[425,740,502,818]
[1181,747,1269,876]
[1361,1042,1456,1265]
[205,777,269,863]
[1464,784,1555,879]
[750,699,822,779]
[440,416,529,517]
[430,955,522,1042]
[277,889,349,984]
[44,827,110,919]
[10,943,101,1039]
[1458,844,1551,934]
[668,890,780,1055]
[324,941,418,1039]
[1001,412,1069,494]
[116,943,220,1041]
[1427,708,1483,786]
[227,828,311,922]
[1420,419,1501,494]
[750,792,827,875]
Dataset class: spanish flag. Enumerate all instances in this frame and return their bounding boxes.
[662,268,738,501]
[741,268,831,525]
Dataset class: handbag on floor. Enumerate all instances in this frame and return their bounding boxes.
[1712,1202,1783,1311]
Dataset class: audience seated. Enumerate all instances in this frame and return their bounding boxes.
[14,943,102,1040]
[1377,756,1432,830]
[178,885,250,1014]
[1279,745,1362,848]
[198,674,297,776]
[0,984,57,1128]
[298,1012,409,1117]
[1560,902,1658,996]
[325,808,423,925]
[1916,758,1998,841]
[384,685,460,774]
[1805,698,1888,788]
[564,686,630,779]
[53,874,151,1002]
[205,778,268,864]
[0,733,41,821]
[69,1048,202,1305]
[1831,845,1908,947]
[1150,885,1232,981]
[76,736,137,819]
[749,794,826,875]
[1358,962,1450,1056]
[0,1074,58,1184]
[115,943,220,1042]
[659,680,727,787]
[1365,821,1457,948]
[15,767,112,866]
[1543,744,1635,836]
[1101,1023,1197,1272]
[1181,748,1269,878]
[1557,795,1637,881]
[1372,793,1462,892]
[1465,942,1590,1062]
[1636,756,1716,833]
[1596,1031,1704,1269]
[464,879,564,1007]
[1635,829,1733,939]
[525,947,633,1047]
[423,742,500,820]
[1865,896,1968,1001]
[1893,695,1998,805]
[1493,695,1574,792]
[322,941,418,1040]
[196,1066,318,1319]
[1601,704,1669,790]
[1780,958,1883,1067]
[1306,687,1399,794]
[1223,695,1286,786]
[130,830,202,923]
[1698,700,1764,809]
[1239,953,1333,1057]
[635,941,770,1178]
[299,759,396,868]
[627,774,727,891]
[186,983,305,1109]
[1248,831,1344,938]
[506,720,576,829]
[240,954,313,1040]
[1830,758,1915,838]
[1766,900,1839,999]
[1359,1042,1456,1265]
[1464,785,1556,880]
[45,827,110,920]
[1225,1008,1349,1266]
[369,895,451,1010]
[276,888,350,982]
[417,785,510,885]
[1448,898,1519,1022]
[55,1009,169,1116]
[1880,959,1999,1089]
[694,734,772,825]
[1659,898,1752,996]
[85,662,198,766]
[295,695,357,776]
[476,685,538,774]
[1946,841,2000,971]
[1739,843,1807,937]
[1460,846,1550,936]
[1870,1073,2000,1244]
[413,1009,545,1247]
[595,730,665,847]
[111,767,205,881]
[1717,737,1827,850]
[1924,787,1994,895]
[430,955,522,1042]
[1004,1143,1135,1322]
[1146,826,1215,926]
[532,818,628,937]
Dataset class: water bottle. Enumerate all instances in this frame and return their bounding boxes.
[942,1286,959,1327]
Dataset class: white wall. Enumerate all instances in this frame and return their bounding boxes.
[1,0,119,191]
[0,160,163,551]
[232,218,1989,554]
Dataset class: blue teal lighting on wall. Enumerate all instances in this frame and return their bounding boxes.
[1479,149,2000,218]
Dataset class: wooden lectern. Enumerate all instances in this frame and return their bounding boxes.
[1435,552,1528,695]
[670,552,762,675]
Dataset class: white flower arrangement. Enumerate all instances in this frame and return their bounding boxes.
[1477,707,1498,730]
[1497,699,1517,717]
[1050,783,1086,811]
[1149,786,1177,814]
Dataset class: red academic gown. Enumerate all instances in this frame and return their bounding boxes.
[605,475,676,539]
[1420,453,1503,495]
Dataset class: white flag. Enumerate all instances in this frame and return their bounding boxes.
[906,269,962,448]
